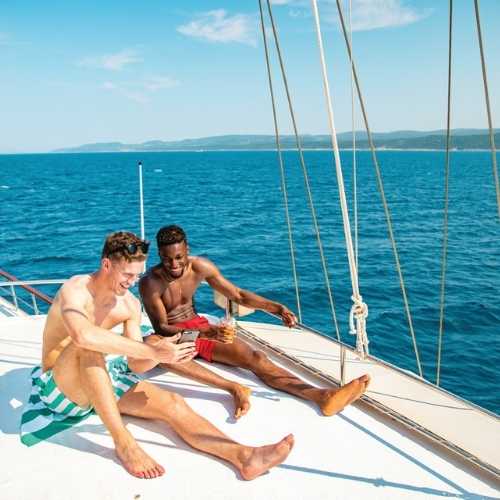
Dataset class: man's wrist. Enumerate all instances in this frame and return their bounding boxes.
[199,325,216,339]
[145,343,159,361]
[269,303,283,315]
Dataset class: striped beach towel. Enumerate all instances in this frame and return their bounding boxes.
[20,357,140,446]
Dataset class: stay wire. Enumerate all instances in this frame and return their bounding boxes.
[257,0,302,322]
[473,0,500,220]
[334,0,423,377]
[436,0,453,387]
[348,0,359,272]
[265,0,341,342]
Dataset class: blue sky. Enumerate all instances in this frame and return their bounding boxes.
[1,0,499,153]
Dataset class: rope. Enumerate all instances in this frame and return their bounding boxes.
[349,294,369,354]
[334,0,424,377]
[309,0,368,356]
[265,0,342,342]
[436,0,453,388]
[257,0,302,322]
[473,0,500,220]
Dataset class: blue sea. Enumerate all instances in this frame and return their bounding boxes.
[0,150,499,414]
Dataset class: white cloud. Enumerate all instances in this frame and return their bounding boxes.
[271,0,430,31]
[121,90,149,104]
[102,81,116,90]
[0,32,19,47]
[177,10,257,46]
[102,82,148,103]
[143,76,179,91]
[288,8,308,19]
[78,49,142,71]
[348,0,431,31]
[101,75,179,103]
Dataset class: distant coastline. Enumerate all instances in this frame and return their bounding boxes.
[51,129,499,154]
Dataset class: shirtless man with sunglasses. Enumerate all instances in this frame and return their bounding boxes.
[28,231,293,479]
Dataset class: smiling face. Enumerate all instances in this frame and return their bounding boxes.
[103,258,145,296]
[159,241,189,279]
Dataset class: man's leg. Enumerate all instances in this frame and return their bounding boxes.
[51,343,164,479]
[211,339,370,416]
[144,334,251,418]
[159,360,252,419]
[117,380,294,480]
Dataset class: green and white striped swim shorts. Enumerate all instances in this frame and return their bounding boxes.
[20,356,140,447]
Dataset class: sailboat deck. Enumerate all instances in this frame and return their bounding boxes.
[237,320,500,475]
[0,315,498,499]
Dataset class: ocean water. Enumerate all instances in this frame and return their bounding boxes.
[0,150,499,414]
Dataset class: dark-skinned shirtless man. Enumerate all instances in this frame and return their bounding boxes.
[140,225,370,419]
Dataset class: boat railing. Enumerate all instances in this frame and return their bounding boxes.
[0,269,62,316]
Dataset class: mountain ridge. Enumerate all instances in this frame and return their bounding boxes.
[53,129,500,153]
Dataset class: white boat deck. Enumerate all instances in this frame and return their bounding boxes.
[0,315,499,500]
[237,321,500,475]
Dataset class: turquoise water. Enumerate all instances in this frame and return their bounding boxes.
[0,150,499,414]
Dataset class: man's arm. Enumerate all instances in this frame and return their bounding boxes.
[60,283,195,364]
[123,299,196,373]
[139,276,184,336]
[139,273,226,342]
[199,258,297,327]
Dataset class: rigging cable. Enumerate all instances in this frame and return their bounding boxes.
[138,161,145,239]
[436,0,453,387]
[257,0,303,322]
[348,0,359,272]
[473,0,500,219]
[309,0,368,357]
[264,0,342,342]
[333,0,423,377]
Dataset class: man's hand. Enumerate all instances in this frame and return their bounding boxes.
[279,305,297,328]
[215,321,236,344]
[153,334,197,364]
[198,324,234,344]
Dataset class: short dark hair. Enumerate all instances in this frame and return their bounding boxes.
[156,225,187,248]
[101,231,148,262]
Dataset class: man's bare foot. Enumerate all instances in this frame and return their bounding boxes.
[230,384,252,419]
[318,374,370,416]
[116,438,165,479]
[359,374,371,392]
[239,434,294,481]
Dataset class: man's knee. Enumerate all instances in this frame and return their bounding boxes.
[159,390,187,415]
[243,349,269,370]
[77,347,106,367]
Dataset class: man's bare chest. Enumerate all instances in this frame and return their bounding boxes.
[161,276,199,310]
[85,301,129,329]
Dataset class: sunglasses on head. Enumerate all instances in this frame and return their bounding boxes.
[111,240,150,256]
